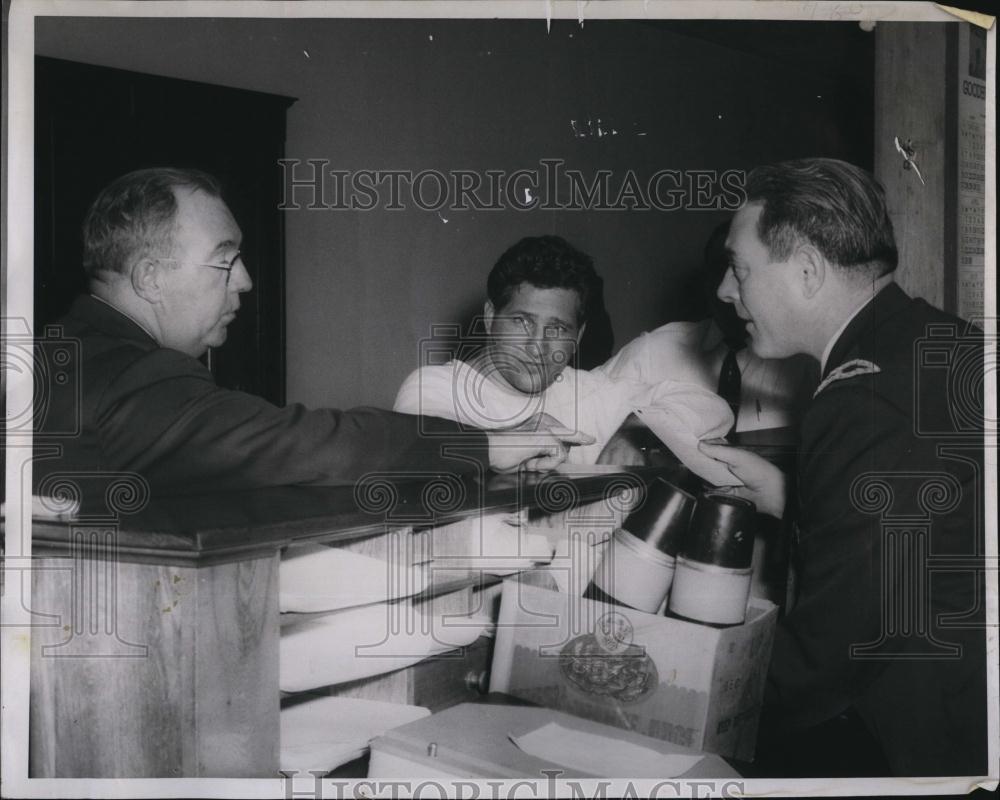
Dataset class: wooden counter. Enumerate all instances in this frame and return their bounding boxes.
[26,466,675,777]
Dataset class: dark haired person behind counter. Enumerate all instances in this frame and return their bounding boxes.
[701,158,987,777]
[393,234,732,464]
[33,168,590,494]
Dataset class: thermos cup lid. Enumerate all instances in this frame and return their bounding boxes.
[682,492,756,568]
[621,477,696,556]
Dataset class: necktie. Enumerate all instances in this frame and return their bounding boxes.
[717,346,742,438]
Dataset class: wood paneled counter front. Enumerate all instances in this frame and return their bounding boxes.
[27,466,674,778]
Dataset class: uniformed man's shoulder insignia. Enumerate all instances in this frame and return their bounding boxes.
[813,358,881,398]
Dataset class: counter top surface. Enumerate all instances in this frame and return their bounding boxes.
[20,427,796,563]
[27,465,685,563]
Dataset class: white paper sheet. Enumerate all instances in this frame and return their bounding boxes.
[509,722,703,777]
[281,696,429,772]
[635,406,742,486]
[280,599,490,692]
[430,529,554,575]
[280,543,429,613]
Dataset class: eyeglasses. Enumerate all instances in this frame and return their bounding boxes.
[154,252,243,285]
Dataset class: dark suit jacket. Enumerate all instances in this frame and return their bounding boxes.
[33,295,490,493]
[764,283,987,776]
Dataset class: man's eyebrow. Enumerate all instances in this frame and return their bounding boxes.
[209,239,240,258]
[724,248,744,270]
[498,309,575,327]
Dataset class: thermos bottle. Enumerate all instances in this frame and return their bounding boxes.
[584,477,695,613]
[667,492,756,626]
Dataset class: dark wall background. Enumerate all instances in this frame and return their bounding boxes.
[35,17,873,409]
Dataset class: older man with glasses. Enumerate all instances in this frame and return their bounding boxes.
[34,168,586,493]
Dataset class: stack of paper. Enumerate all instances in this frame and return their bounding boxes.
[281,696,430,772]
[280,597,490,692]
[509,722,703,777]
[280,543,429,613]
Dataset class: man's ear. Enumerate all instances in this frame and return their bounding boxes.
[483,300,495,332]
[795,244,826,299]
[131,256,163,303]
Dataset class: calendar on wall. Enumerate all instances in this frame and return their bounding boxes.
[956,25,986,322]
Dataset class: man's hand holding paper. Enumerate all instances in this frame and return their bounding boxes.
[628,381,743,486]
[698,440,786,518]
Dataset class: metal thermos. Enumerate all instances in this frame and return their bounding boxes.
[667,492,756,626]
[584,477,695,613]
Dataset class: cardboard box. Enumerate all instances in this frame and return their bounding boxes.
[490,580,777,761]
[369,702,741,779]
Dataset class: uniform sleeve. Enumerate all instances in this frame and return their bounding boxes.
[764,379,905,727]
[96,349,488,491]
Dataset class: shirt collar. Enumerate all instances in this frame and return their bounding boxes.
[819,274,894,373]
[89,293,158,342]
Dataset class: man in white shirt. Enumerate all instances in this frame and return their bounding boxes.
[394,235,730,464]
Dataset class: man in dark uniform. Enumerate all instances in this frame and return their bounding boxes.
[701,158,988,777]
[33,168,587,494]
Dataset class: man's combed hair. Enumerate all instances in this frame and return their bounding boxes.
[82,167,222,278]
[745,158,898,276]
[487,235,600,323]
